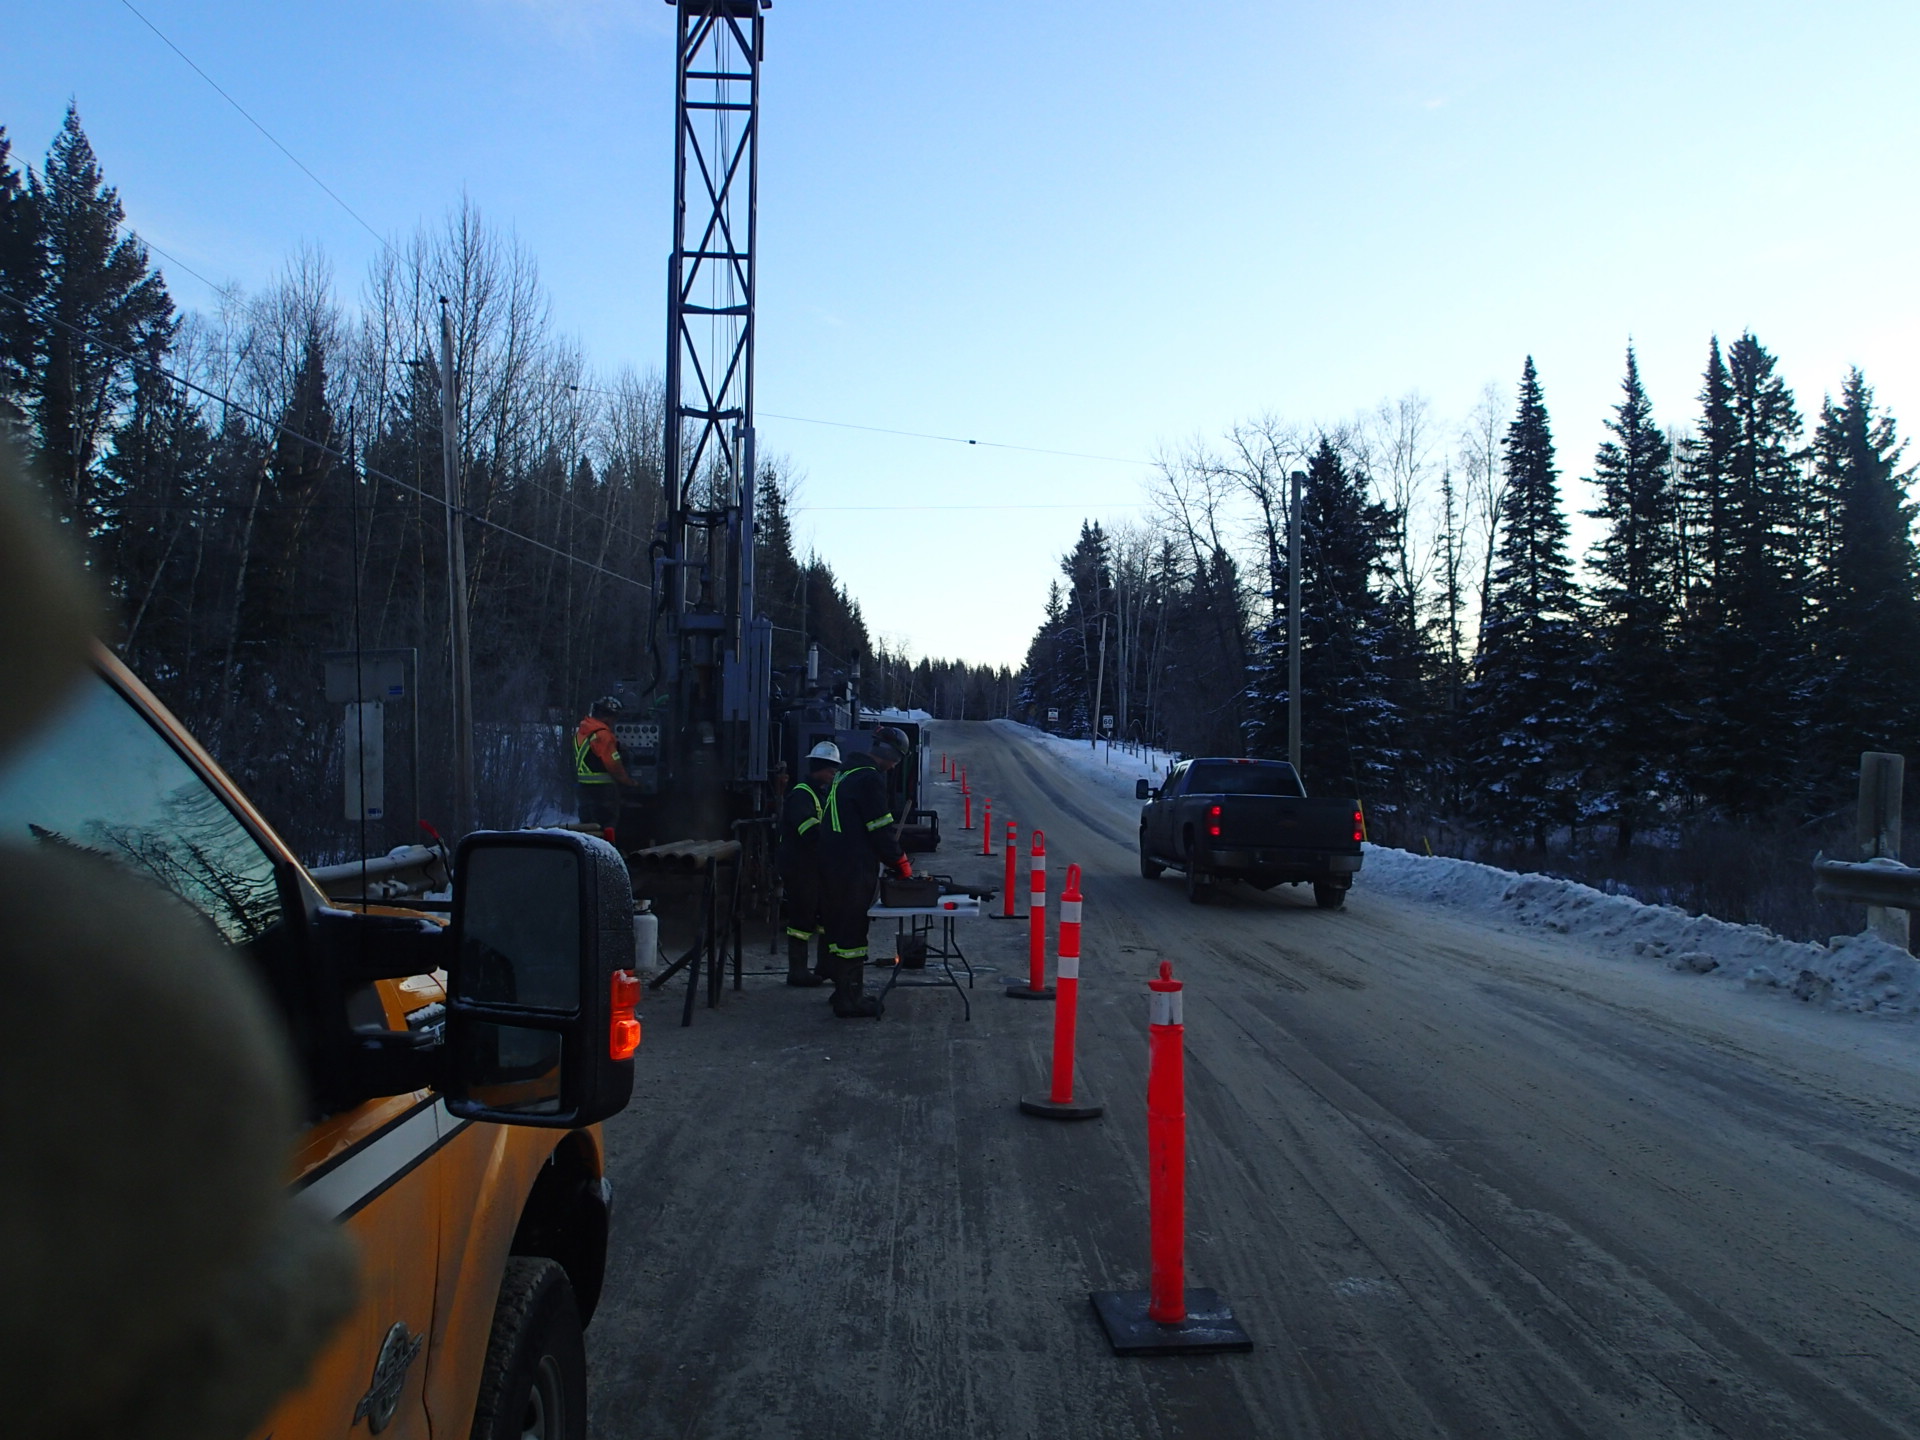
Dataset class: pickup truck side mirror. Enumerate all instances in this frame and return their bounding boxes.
[1135,779,1152,801]
[444,830,637,1128]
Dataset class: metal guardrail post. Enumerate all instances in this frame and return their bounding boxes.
[1857,752,1908,948]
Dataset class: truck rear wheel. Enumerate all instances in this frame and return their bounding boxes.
[1139,835,1165,880]
[470,1257,587,1440]
[1313,882,1346,910]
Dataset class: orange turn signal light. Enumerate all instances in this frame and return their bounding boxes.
[609,969,642,1061]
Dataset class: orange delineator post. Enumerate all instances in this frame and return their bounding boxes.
[1146,961,1187,1322]
[962,789,973,831]
[1020,864,1101,1119]
[1089,961,1251,1355]
[1007,829,1053,999]
[979,797,994,855]
[1000,822,1020,918]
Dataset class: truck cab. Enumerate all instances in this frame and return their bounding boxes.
[0,649,638,1439]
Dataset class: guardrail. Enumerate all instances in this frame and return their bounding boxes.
[1811,855,1920,910]
[1813,751,1910,948]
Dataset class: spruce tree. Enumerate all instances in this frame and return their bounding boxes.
[1584,346,1678,851]
[1683,331,1809,812]
[1249,437,1407,799]
[1465,357,1586,850]
[1805,369,1920,778]
[30,104,174,531]
[0,126,43,443]
[103,342,215,660]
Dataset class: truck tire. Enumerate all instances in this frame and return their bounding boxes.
[1139,834,1165,880]
[1185,862,1208,905]
[1312,882,1346,910]
[470,1257,587,1440]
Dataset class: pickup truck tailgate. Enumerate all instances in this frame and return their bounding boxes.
[1214,796,1360,851]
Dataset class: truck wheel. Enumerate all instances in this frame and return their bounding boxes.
[1185,863,1208,905]
[1313,882,1346,910]
[1139,837,1165,880]
[470,1258,587,1440]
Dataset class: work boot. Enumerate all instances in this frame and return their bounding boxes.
[786,936,825,987]
[829,955,883,1019]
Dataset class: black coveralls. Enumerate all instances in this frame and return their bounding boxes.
[778,779,827,948]
[815,754,905,970]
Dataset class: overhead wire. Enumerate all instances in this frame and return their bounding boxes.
[117,0,394,257]
[119,0,1156,522]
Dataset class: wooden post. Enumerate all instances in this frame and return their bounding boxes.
[1858,752,1907,948]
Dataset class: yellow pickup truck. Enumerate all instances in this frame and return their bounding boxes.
[0,648,638,1440]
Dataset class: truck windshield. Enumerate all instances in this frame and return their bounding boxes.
[0,672,284,946]
[1185,761,1305,797]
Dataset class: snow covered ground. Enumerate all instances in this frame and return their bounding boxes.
[989,718,1918,1022]
[1362,845,1919,1019]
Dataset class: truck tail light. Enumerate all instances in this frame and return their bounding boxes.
[609,969,642,1060]
[1353,809,1366,843]
[1208,803,1222,839]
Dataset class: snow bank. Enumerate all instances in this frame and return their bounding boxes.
[1362,843,1920,1019]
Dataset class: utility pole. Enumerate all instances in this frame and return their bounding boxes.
[440,297,476,835]
[1090,613,1108,748]
[1287,469,1303,776]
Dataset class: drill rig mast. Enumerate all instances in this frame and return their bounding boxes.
[651,0,774,838]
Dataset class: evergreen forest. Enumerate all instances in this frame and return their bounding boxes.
[1012,354,1920,941]
[0,109,997,859]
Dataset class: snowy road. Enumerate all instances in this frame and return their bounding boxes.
[589,720,1920,1439]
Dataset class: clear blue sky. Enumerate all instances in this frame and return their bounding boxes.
[9,1,1918,669]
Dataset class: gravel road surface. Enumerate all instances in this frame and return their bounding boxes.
[588,720,1920,1439]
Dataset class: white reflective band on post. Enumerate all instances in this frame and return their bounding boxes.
[1150,991,1184,1026]
[1057,954,1080,979]
[1030,890,1046,906]
[1032,855,1046,871]
[1059,900,1083,924]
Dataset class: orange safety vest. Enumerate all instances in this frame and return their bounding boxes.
[573,716,621,785]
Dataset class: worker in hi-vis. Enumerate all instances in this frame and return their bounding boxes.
[815,725,913,1018]
[573,695,633,838]
[779,741,842,987]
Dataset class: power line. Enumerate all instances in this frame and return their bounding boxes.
[757,409,1158,468]
[546,380,1158,471]
[0,288,651,593]
[122,224,225,298]
[117,0,392,256]
[794,502,1150,513]
[115,4,1155,486]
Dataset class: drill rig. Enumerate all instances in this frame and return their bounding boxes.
[632,0,921,848]
[638,0,776,841]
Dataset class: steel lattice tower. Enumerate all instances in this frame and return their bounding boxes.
[657,0,772,816]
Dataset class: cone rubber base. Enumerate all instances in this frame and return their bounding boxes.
[990,912,1026,921]
[1089,1288,1252,1355]
[1004,982,1055,1000]
[1020,1091,1103,1120]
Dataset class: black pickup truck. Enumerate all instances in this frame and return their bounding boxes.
[1136,757,1364,907]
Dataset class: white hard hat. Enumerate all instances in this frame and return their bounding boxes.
[805,741,842,766]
